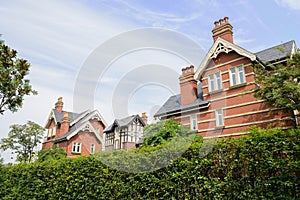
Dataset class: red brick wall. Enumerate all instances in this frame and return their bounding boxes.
[66,131,102,157]
[89,119,105,138]
[123,142,136,150]
[171,51,295,139]
[42,140,53,149]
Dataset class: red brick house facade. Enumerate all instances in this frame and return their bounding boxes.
[42,97,107,157]
[154,17,297,139]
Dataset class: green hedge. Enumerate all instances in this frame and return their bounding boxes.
[0,127,299,199]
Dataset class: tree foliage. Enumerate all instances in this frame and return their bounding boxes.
[141,118,195,147]
[254,49,300,113]
[0,121,45,163]
[0,127,299,199]
[0,39,37,115]
[37,145,66,162]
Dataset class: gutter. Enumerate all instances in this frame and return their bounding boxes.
[155,102,210,119]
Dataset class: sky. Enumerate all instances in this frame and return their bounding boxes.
[0,0,300,162]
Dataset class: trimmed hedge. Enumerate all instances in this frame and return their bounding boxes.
[0,127,299,199]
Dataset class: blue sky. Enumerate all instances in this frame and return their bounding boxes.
[0,0,299,162]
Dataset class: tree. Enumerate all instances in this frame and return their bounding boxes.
[141,118,197,147]
[0,121,45,163]
[0,155,3,165]
[254,49,300,113]
[37,145,66,162]
[0,39,37,115]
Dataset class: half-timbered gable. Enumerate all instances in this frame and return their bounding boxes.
[104,114,146,151]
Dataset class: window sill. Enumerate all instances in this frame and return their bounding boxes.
[71,152,81,154]
[229,82,247,90]
[215,125,225,130]
[208,89,223,95]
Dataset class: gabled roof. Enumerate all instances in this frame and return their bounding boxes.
[194,37,256,80]
[45,109,82,128]
[255,40,296,62]
[154,95,209,118]
[104,115,146,133]
[53,109,107,143]
[54,120,104,144]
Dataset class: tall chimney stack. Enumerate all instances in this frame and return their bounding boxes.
[55,97,63,114]
[212,16,233,43]
[179,65,198,106]
[60,111,70,137]
[141,112,148,125]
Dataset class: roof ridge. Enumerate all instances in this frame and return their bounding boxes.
[255,40,295,54]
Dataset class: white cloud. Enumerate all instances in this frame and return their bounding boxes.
[0,0,137,163]
[275,0,300,10]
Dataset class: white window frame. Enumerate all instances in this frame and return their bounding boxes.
[208,72,222,92]
[72,142,81,153]
[52,126,56,136]
[215,109,224,127]
[47,128,52,138]
[190,114,197,130]
[90,144,95,154]
[229,65,245,86]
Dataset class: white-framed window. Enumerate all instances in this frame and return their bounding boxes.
[190,114,197,130]
[229,65,245,86]
[115,139,119,149]
[90,144,95,154]
[52,126,56,136]
[208,72,222,92]
[72,142,81,153]
[215,109,224,127]
[47,128,52,138]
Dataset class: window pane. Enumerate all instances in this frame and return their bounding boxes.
[216,72,221,90]
[209,74,215,91]
[238,66,245,83]
[190,114,197,130]
[230,68,236,86]
[77,143,80,152]
[216,109,224,126]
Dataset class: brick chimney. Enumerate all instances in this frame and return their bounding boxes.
[55,97,63,114]
[60,111,70,136]
[179,65,198,106]
[141,112,148,125]
[212,16,233,43]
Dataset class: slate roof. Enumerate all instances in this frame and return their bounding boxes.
[52,109,81,123]
[53,110,91,143]
[104,115,146,133]
[255,40,295,62]
[154,95,209,118]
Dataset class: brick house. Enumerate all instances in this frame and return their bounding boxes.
[104,113,147,151]
[42,97,107,156]
[154,17,297,139]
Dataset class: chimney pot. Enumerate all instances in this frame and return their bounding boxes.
[219,18,224,25]
[224,16,229,23]
[214,21,219,27]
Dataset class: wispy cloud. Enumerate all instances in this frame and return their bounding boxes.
[275,0,300,10]
[112,0,204,29]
